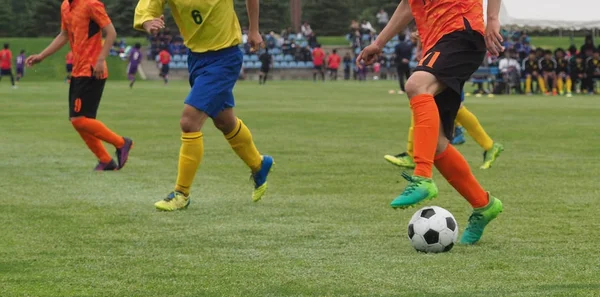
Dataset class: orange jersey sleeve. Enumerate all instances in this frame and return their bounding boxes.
[408,0,485,53]
[88,0,112,29]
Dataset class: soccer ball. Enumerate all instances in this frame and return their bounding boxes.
[407,206,458,253]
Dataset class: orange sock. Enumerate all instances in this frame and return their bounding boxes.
[410,94,439,178]
[71,117,125,148]
[76,130,112,163]
[434,145,489,208]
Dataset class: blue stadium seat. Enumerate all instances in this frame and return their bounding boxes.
[288,61,297,68]
[271,48,281,55]
[181,54,188,61]
[172,54,182,62]
[273,61,281,69]
[176,61,187,69]
[280,61,290,68]
[243,55,251,61]
[300,41,308,48]
[249,55,259,62]
[306,61,314,68]
[253,61,262,68]
[274,55,284,62]
[284,55,294,61]
[155,55,160,62]
[297,61,306,68]
[169,61,177,69]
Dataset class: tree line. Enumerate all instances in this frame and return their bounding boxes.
[0,0,398,37]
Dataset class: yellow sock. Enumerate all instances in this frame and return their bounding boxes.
[175,132,204,196]
[226,118,262,172]
[537,76,547,93]
[456,105,494,151]
[566,77,572,93]
[525,76,532,93]
[407,112,414,157]
[557,77,564,94]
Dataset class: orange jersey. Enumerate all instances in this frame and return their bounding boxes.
[66,51,74,64]
[312,48,325,66]
[0,49,12,69]
[408,0,484,53]
[327,54,341,69]
[61,0,112,78]
[159,50,171,65]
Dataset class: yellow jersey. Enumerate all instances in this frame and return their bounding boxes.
[134,0,242,53]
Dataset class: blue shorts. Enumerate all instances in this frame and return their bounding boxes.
[185,46,242,118]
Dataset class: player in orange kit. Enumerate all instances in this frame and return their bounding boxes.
[26,0,133,171]
[357,0,504,244]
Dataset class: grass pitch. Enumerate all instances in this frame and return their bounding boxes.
[1,80,599,297]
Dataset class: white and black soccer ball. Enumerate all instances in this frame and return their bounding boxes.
[407,206,458,253]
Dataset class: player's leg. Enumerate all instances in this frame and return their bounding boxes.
[536,73,547,94]
[550,73,558,95]
[525,73,533,94]
[68,78,132,170]
[390,70,443,208]
[384,110,416,168]
[313,68,317,82]
[565,73,573,97]
[433,139,503,244]
[8,70,15,87]
[155,103,208,211]
[431,90,502,244]
[455,105,504,169]
[556,73,564,95]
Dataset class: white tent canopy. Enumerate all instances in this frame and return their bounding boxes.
[484,0,600,30]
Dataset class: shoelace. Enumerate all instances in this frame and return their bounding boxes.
[163,192,177,202]
[464,213,485,234]
[400,172,420,195]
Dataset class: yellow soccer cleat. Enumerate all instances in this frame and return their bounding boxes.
[155,191,190,211]
[384,152,416,169]
[251,155,274,202]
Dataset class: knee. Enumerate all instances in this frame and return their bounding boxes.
[179,116,198,133]
[70,117,86,129]
[404,79,422,98]
[213,117,237,134]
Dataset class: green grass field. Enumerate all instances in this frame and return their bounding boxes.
[1,80,600,297]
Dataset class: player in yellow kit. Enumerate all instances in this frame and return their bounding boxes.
[134,0,273,211]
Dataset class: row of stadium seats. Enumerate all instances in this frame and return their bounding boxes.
[243,61,315,69]
[243,54,297,62]
[157,54,315,69]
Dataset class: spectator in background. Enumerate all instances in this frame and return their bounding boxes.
[584,50,600,94]
[376,9,389,31]
[498,49,522,94]
[312,44,325,82]
[343,53,352,80]
[301,21,313,39]
[350,20,360,34]
[327,49,341,81]
[0,44,15,88]
[567,45,578,59]
[570,54,585,93]
[300,45,312,62]
[259,48,272,85]
[16,50,25,83]
[539,50,558,95]
[394,33,413,94]
[158,46,171,85]
[360,19,376,35]
[518,40,532,61]
[580,35,595,58]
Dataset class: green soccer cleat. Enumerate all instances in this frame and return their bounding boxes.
[480,142,504,169]
[155,191,190,211]
[384,152,416,169]
[390,172,438,209]
[460,195,503,245]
